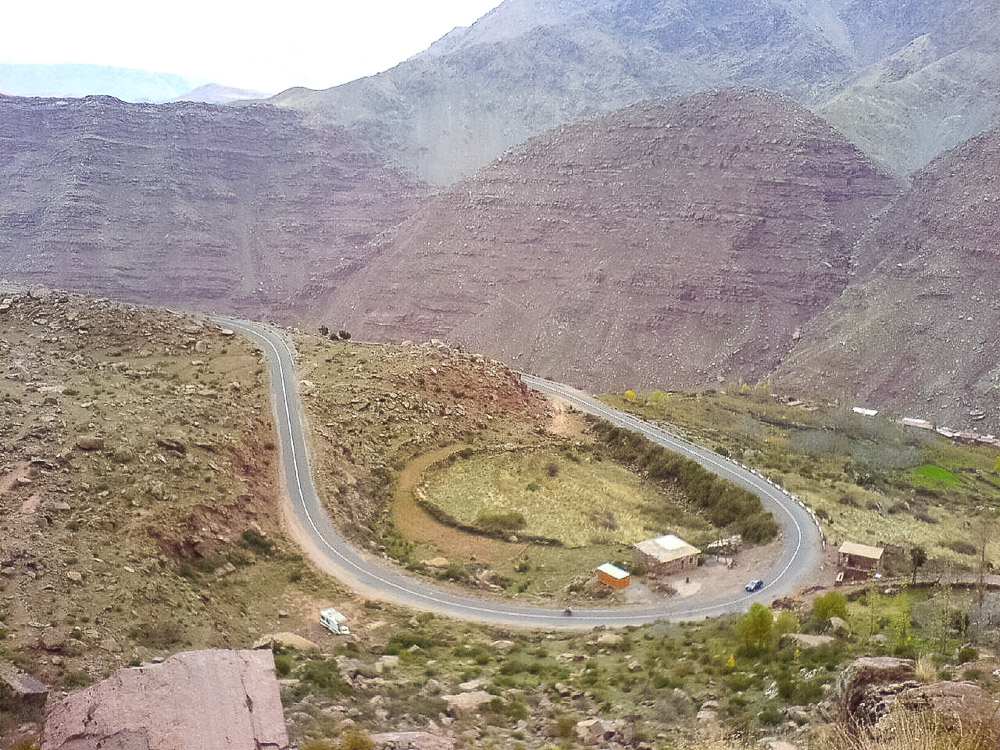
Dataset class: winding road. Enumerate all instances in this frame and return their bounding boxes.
[215,316,824,628]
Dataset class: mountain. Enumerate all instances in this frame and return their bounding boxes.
[170,83,272,104]
[775,128,1000,429]
[0,63,208,103]
[0,96,428,317]
[269,0,992,184]
[316,90,899,390]
[817,0,1000,178]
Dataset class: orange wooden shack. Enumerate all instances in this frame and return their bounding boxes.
[596,563,630,589]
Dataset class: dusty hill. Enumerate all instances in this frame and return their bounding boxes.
[776,128,1000,430]
[0,96,427,319]
[0,290,296,698]
[270,0,989,184]
[818,0,1000,178]
[318,90,899,391]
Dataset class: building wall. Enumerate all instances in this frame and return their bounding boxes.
[634,549,698,576]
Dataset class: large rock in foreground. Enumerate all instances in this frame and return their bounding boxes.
[41,649,289,750]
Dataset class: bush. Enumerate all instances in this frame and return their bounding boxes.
[274,654,293,677]
[812,591,848,622]
[338,729,373,750]
[941,539,977,556]
[300,659,351,697]
[475,511,526,534]
[240,529,276,556]
[590,422,778,543]
[958,646,978,664]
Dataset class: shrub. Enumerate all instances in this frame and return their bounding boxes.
[475,511,526,533]
[274,654,293,677]
[958,646,978,664]
[940,539,977,556]
[300,659,351,697]
[240,529,276,556]
[812,592,848,621]
[339,729,374,750]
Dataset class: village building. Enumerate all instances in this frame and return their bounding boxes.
[596,563,630,589]
[634,534,700,576]
[837,541,884,584]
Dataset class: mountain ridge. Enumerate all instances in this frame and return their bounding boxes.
[316,89,900,392]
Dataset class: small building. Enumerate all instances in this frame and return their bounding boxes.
[853,406,878,417]
[596,563,630,589]
[838,542,884,582]
[901,417,934,430]
[634,534,700,577]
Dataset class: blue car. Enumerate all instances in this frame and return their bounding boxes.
[745,579,764,593]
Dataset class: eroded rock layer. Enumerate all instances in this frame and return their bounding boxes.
[0,96,428,319]
[320,90,899,391]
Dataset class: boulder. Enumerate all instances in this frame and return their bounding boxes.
[75,436,104,452]
[41,649,289,750]
[253,633,320,652]
[370,732,456,750]
[783,633,835,649]
[891,681,1000,740]
[442,691,493,715]
[838,657,917,728]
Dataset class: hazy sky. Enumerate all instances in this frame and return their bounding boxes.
[4,0,505,94]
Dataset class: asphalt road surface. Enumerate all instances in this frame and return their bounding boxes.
[215,317,824,628]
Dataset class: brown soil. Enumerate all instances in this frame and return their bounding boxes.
[392,445,526,566]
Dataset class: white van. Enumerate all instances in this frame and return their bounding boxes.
[320,608,350,635]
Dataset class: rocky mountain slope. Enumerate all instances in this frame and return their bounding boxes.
[776,127,1000,428]
[818,0,1000,178]
[0,96,427,319]
[317,90,899,390]
[270,0,992,184]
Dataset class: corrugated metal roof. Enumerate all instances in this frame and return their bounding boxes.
[636,534,700,563]
[596,563,629,579]
[838,541,883,560]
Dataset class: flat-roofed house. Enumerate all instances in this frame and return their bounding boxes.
[634,534,700,576]
[837,541,884,583]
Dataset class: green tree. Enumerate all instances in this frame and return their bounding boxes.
[775,609,799,637]
[910,545,928,585]
[737,602,774,654]
[812,591,848,621]
[318,325,329,337]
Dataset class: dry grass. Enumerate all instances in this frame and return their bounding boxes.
[820,705,998,750]
[419,447,708,547]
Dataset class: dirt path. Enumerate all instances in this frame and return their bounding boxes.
[392,445,526,565]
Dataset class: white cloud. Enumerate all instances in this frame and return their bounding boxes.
[4,0,504,93]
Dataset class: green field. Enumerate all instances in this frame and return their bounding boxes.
[912,464,961,487]
[419,446,709,548]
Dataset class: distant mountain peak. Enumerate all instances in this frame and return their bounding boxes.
[169,83,272,104]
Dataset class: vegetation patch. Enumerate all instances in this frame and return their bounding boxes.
[603,388,1000,570]
[418,446,709,547]
[590,421,779,544]
[912,464,960,487]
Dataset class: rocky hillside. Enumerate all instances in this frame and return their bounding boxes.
[776,128,1000,430]
[818,0,1000,178]
[270,0,992,183]
[318,90,899,391]
[0,96,428,319]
